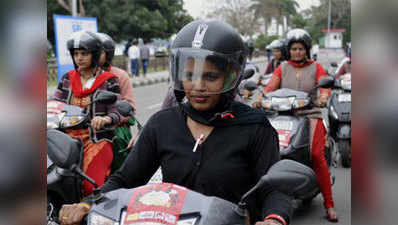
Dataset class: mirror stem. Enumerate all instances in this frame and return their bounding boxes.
[237,179,265,213]
[70,164,99,189]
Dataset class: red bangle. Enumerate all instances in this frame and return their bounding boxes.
[265,214,287,225]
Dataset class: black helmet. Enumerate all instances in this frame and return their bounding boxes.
[170,20,247,102]
[96,32,115,68]
[286,29,312,59]
[66,30,103,70]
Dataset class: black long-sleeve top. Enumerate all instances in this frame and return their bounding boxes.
[99,105,293,224]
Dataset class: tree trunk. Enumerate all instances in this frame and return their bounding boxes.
[57,0,72,12]
[79,0,85,17]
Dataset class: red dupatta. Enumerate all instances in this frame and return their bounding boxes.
[69,69,116,97]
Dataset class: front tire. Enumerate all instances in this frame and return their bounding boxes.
[339,140,351,168]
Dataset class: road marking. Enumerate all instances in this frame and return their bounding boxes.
[147,103,162,110]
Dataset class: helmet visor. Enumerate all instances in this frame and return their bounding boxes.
[170,48,242,95]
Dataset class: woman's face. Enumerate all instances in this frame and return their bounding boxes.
[273,49,282,60]
[289,42,306,61]
[73,49,92,70]
[182,59,225,111]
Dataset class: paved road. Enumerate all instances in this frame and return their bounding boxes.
[132,53,350,225]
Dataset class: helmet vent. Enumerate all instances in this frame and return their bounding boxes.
[74,36,81,49]
[192,23,209,48]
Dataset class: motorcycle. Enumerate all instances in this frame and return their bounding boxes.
[47,131,318,225]
[260,77,335,202]
[327,73,351,168]
[47,91,134,224]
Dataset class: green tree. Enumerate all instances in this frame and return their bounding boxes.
[290,12,308,29]
[250,0,298,36]
[254,34,279,51]
[306,0,351,44]
[205,0,261,37]
[250,0,278,36]
[47,0,193,45]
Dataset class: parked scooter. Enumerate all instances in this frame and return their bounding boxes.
[260,77,335,201]
[47,91,134,224]
[327,72,351,168]
[47,134,318,225]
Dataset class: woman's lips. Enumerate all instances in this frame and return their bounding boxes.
[191,95,209,102]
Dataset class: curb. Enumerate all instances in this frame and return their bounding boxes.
[131,75,170,88]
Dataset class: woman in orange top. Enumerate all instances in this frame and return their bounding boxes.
[253,29,338,222]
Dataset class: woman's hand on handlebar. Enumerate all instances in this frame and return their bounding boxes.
[59,203,90,225]
[252,94,263,108]
[91,116,112,130]
[316,95,328,107]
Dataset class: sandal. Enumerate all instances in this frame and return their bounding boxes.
[325,208,339,223]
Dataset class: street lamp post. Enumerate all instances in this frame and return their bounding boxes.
[72,0,77,17]
[327,0,331,48]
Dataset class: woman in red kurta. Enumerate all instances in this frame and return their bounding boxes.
[53,31,121,197]
[253,29,338,222]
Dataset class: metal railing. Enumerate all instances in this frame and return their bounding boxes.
[47,55,169,84]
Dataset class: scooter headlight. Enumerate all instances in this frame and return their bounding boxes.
[340,74,351,90]
[269,97,295,111]
[330,105,339,120]
[60,115,85,128]
[293,98,310,109]
[89,212,118,225]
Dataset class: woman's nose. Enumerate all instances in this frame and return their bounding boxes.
[192,78,207,91]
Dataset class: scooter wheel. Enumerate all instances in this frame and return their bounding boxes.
[339,141,351,168]
[302,197,314,206]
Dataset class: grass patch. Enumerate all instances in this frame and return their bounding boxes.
[47,80,58,87]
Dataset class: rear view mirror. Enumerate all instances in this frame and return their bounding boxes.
[116,100,134,117]
[238,160,317,207]
[94,91,118,105]
[317,76,335,88]
[257,160,317,196]
[242,69,255,80]
[330,62,338,67]
[47,129,81,169]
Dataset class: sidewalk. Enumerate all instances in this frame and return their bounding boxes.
[47,56,267,98]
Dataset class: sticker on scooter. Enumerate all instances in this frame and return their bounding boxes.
[277,130,291,148]
[124,183,188,225]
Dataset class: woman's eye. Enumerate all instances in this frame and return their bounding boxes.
[184,72,193,80]
[203,73,219,81]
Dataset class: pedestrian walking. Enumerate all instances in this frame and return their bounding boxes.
[139,41,150,77]
[128,39,140,77]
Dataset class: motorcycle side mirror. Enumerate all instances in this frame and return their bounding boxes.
[242,69,255,80]
[237,160,317,211]
[116,100,134,117]
[47,129,81,169]
[316,76,335,89]
[47,129,99,189]
[330,62,338,67]
[93,90,118,105]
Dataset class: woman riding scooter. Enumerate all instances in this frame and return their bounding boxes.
[60,20,293,225]
[52,30,122,197]
[253,29,338,222]
[264,39,287,75]
[96,32,137,172]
